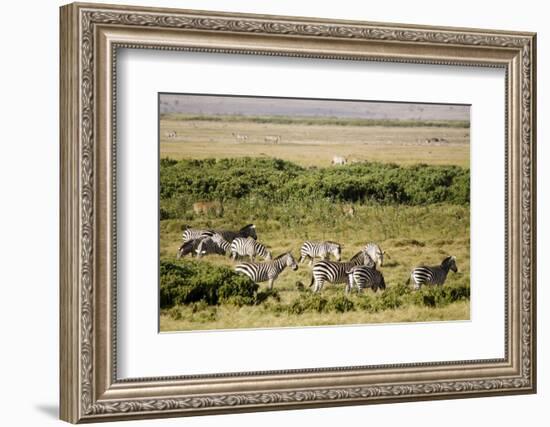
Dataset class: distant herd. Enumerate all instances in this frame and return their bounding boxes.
[177,223,458,293]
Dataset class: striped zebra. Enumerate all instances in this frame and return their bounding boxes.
[182,226,212,243]
[230,237,272,261]
[299,241,342,265]
[363,242,386,267]
[195,233,231,258]
[215,224,257,242]
[407,256,458,290]
[346,265,386,293]
[235,252,298,289]
[310,250,374,293]
[176,238,202,258]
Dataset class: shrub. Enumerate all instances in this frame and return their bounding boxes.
[159,158,470,219]
[160,260,259,308]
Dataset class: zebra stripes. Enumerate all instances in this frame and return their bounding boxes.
[230,237,271,261]
[176,239,202,258]
[310,251,374,293]
[299,241,341,265]
[364,242,385,267]
[216,224,257,242]
[195,233,231,258]
[346,265,386,293]
[235,252,298,289]
[407,256,458,290]
[182,227,213,243]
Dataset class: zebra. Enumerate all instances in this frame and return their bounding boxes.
[406,256,458,290]
[309,250,374,293]
[215,224,257,242]
[176,238,202,258]
[264,135,281,144]
[299,241,342,265]
[232,132,248,142]
[331,155,347,165]
[230,237,272,261]
[235,252,298,289]
[346,265,386,294]
[182,226,213,243]
[363,243,386,267]
[195,233,231,258]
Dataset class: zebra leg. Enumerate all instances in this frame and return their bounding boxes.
[268,278,274,290]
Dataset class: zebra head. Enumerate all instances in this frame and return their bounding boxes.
[364,243,384,267]
[285,252,298,271]
[442,256,458,273]
[240,224,257,240]
[330,242,342,262]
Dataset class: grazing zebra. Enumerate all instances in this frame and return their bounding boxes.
[310,251,374,293]
[346,265,386,293]
[195,233,231,258]
[230,237,272,261]
[165,130,177,139]
[363,243,385,267]
[232,132,248,142]
[299,241,342,265]
[215,224,257,242]
[182,226,213,243]
[407,256,458,290]
[176,238,202,258]
[331,155,347,165]
[264,135,281,144]
[235,252,298,289]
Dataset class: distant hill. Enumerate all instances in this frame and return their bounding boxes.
[159,93,470,122]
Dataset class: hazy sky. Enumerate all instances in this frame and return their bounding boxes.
[160,93,470,121]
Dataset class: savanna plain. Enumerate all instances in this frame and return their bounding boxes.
[159,114,470,331]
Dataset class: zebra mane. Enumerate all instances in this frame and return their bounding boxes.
[239,224,255,231]
[350,251,365,262]
[274,252,288,260]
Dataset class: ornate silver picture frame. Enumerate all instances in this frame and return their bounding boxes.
[60,2,536,423]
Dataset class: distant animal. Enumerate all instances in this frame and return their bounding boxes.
[406,256,458,290]
[230,237,272,261]
[264,135,281,144]
[424,137,449,144]
[232,132,248,142]
[192,200,223,216]
[342,204,355,217]
[235,252,298,289]
[182,226,213,243]
[346,265,386,293]
[214,224,258,242]
[363,243,386,268]
[331,156,348,165]
[309,250,374,293]
[165,131,177,139]
[299,241,342,265]
[195,234,231,258]
[176,238,203,258]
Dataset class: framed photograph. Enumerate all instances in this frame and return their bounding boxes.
[60,2,537,423]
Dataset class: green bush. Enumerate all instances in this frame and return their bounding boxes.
[160,260,259,308]
[159,158,470,219]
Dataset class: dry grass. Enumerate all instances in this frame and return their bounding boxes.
[160,119,470,167]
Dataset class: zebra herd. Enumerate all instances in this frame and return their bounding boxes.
[177,223,459,293]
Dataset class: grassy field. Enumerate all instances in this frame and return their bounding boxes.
[159,114,470,331]
[159,203,470,331]
[160,117,470,167]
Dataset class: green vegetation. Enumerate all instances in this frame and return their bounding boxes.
[160,113,470,128]
[160,158,469,220]
[159,157,470,331]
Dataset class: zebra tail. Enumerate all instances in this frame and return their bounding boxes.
[309,275,314,288]
[405,276,411,285]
